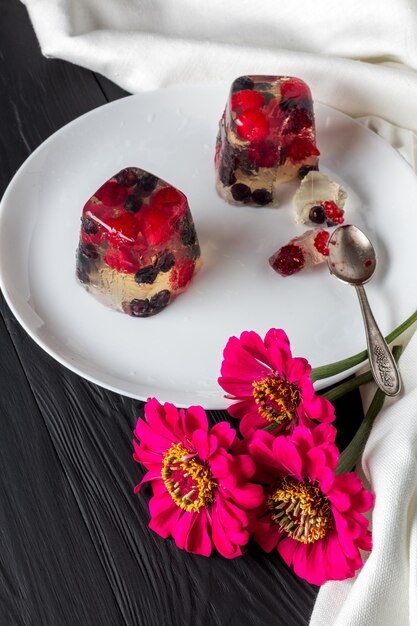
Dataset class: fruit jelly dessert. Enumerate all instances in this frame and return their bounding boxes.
[76,167,202,317]
[293,171,347,226]
[269,229,329,277]
[215,75,320,207]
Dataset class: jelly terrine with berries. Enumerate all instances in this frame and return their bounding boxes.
[76,168,202,316]
[215,75,320,206]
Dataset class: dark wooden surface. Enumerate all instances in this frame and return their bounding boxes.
[0,2,363,625]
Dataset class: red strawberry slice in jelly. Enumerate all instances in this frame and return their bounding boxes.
[280,78,312,101]
[231,90,265,112]
[170,259,196,290]
[248,140,279,167]
[104,246,138,273]
[105,213,140,248]
[235,110,269,141]
[139,206,173,246]
[283,136,320,163]
[282,109,313,135]
[151,187,187,214]
[95,180,128,207]
[138,187,187,246]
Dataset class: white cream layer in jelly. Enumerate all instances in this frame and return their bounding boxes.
[76,167,202,316]
[215,75,320,207]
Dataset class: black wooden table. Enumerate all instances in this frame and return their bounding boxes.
[0,3,363,624]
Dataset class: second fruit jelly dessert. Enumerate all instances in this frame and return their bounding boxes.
[76,167,202,316]
[215,75,320,207]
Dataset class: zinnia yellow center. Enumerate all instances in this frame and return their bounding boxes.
[268,476,333,544]
[162,442,217,513]
[252,375,301,425]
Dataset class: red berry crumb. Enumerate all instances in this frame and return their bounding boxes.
[231,90,265,112]
[314,231,330,256]
[269,244,305,276]
[248,140,279,167]
[95,180,128,207]
[235,110,269,141]
[283,136,320,163]
[323,201,344,224]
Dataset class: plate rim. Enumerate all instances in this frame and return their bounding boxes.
[0,83,416,407]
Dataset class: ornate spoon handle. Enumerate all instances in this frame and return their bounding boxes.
[355,284,401,396]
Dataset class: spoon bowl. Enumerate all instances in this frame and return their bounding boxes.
[328,224,376,285]
[328,225,401,396]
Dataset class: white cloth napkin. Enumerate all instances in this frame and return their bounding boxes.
[24,0,417,133]
[310,332,417,625]
[23,1,417,623]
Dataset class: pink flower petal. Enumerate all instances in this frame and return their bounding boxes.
[323,534,355,581]
[271,436,304,480]
[182,405,208,439]
[134,470,162,493]
[226,397,256,420]
[303,394,336,423]
[304,540,327,585]
[241,330,275,365]
[211,504,244,558]
[185,509,212,557]
[216,496,248,531]
[230,483,264,509]
[239,411,268,436]
[277,535,299,566]
[220,337,268,380]
[191,429,210,461]
[264,328,291,352]
[252,517,282,552]
[148,494,182,539]
[290,541,310,582]
[286,356,311,382]
[172,511,198,550]
[134,419,174,453]
[210,422,235,451]
[148,490,173,517]
[232,454,257,480]
[248,432,284,472]
[143,398,180,440]
[312,423,337,446]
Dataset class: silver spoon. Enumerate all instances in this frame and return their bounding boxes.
[327,224,401,396]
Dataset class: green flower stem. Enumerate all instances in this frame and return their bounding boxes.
[336,344,403,474]
[311,309,417,382]
[321,370,374,403]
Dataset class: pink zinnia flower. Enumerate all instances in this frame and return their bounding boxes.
[218,329,335,436]
[247,425,373,585]
[133,398,263,558]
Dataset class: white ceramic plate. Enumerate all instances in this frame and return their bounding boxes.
[1,84,417,408]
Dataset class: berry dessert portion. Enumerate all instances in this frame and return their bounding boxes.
[269,229,329,277]
[215,75,320,207]
[293,171,347,226]
[76,167,202,316]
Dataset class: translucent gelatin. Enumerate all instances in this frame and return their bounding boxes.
[293,171,347,226]
[76,168,202,316]
[269,229,329,276]
[215,75,320,207]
